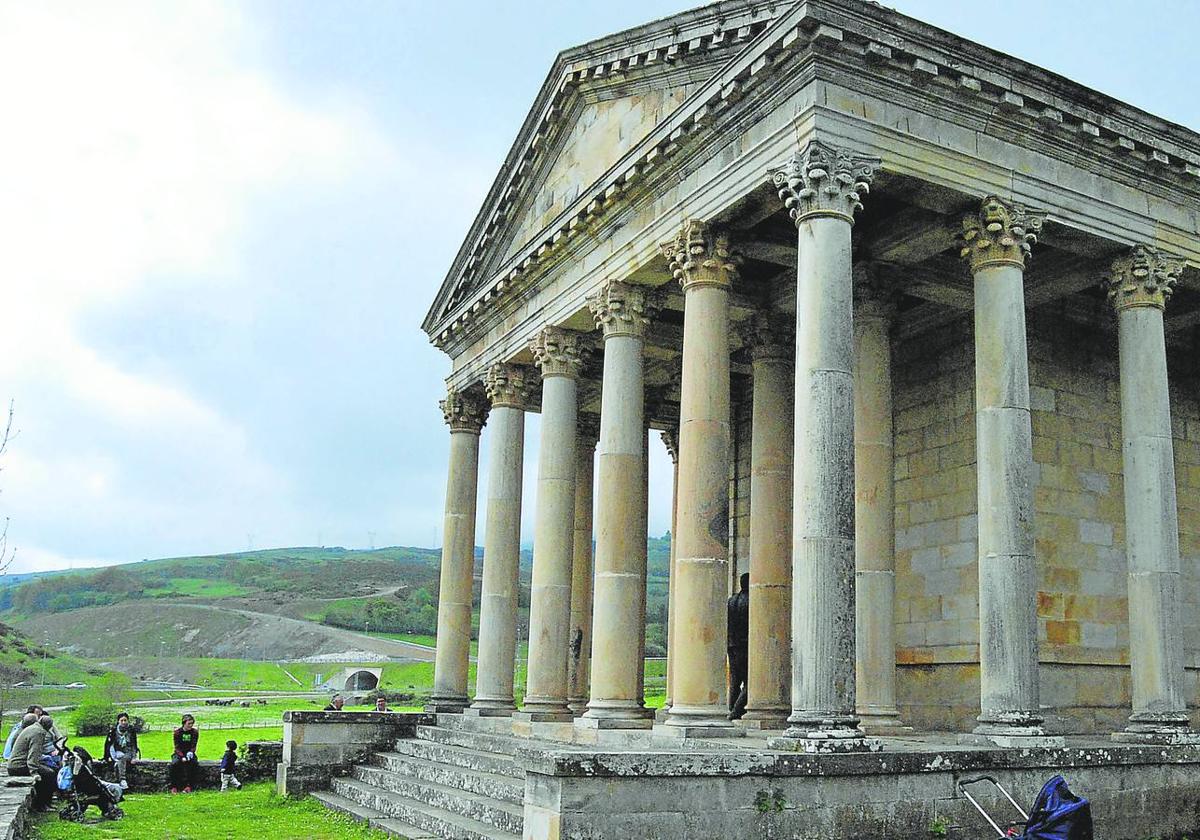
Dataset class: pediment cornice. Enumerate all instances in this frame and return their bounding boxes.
[424,0,1200,353]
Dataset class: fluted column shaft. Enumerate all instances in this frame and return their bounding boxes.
[429,389,487,712]
[962,197,1046,740]
[661,220,740,734]
[852,290,905,732]
[579,282,656,729]
[662,430,680,715]
[768,142,879,752]
[567,420,598,715]
[1106,247,1195,743]
[741,319,793,728]
[520,329,584,721]
[469,364,534,715]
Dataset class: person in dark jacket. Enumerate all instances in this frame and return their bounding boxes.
[169,714,199,793]
[219,740,242,791]
[727,573,750,720]
[7,715,54,810]
[103,712,139,790]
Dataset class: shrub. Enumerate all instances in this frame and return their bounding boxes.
[73,701,115,736]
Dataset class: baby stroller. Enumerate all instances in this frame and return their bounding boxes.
[958,774,1092,839]
[57,744,123,822]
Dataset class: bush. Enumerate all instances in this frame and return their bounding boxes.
[73,701,116,736]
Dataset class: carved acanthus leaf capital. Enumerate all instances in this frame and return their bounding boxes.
[852,262,900,319]
[1104,245,1184,313]
[960,196,1044,272]
[660,428,679,464]
[741,312,793,361]
[661,219,740,292]
[484,363,536,409]
[587,281,661,339]
[771,141,879,226]
[441,387,489,433]
[530,327,586,378]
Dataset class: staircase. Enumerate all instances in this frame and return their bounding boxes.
[311,718,533,840]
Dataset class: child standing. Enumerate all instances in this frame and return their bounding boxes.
[219,740,242,792]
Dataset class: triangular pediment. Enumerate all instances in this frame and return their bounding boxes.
[423,0,787,334]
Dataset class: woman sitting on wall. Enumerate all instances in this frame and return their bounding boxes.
[168,714,199,794]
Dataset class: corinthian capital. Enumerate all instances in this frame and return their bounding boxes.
[530,327,586,378]
[1104,245,1184,313]
[660,427,679,463]
[852,262,899,319]
[771,141,879,225]
[741,312,793,362]
[441,387,489,433]
[485,363,536,408]
[661,219,740,291]
[588,280,660,339]
[960,196,1044,273]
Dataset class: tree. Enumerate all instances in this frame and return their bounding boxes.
[0,401,15,574]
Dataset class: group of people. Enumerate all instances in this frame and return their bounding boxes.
[3,706,62,811]
[324,694,389,713]
[2,707,243,805]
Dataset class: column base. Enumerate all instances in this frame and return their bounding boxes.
[653,705,671,723]
[424,697,469,714]
[513,709,574,724]
[1113,715,1200,745]
[653,721,745,740]
[566,698,588,717]
[768,727,882,754]
[958,723,1064,749]
[856,708,913,736]
[575,715,653,732]
[738,709,791,731]
[464,703,516,718]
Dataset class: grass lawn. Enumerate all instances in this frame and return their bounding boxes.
[70,726,285,761]
[29,782,389,840]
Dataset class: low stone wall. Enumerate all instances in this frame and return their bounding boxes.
[0,778,33,840]
[90,741,283,793]
[522,742,1200,840]
[276,711,432,796]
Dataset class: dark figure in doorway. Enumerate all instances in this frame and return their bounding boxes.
[727,572,750,720]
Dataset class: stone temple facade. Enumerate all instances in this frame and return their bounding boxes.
[408,0,1200,836]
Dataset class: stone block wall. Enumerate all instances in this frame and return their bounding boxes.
[892,313,1200,733]
[730,381,753,582]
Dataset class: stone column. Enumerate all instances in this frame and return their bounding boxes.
[519,327,585,722]
[467,364,534,716]
[661,428,680,719]
[429,387,488,713]
[578,281,658,730]
[768,141,880,753]
[961,196,1056,746]
[740,314,793,730]
[1105,246,1197,744]
[659,220,741,736]
[567,415,599,715]
[852,267,909,734]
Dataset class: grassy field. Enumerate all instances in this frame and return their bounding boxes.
[30,782,389,840]
[70,726,286,761]
[142,578,252,599]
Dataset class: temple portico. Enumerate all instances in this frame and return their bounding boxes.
[412,0,1200,834]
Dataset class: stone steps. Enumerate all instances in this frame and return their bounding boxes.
[350,763,524,835]
[309,789,432,839]
[331,777,521,840]
[390,734,524,779]
[371,750,525,805]
[415,722,569,758]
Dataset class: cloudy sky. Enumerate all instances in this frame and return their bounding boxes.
[1,1,1196,572]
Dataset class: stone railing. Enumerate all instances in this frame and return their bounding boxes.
[276,711,433,796]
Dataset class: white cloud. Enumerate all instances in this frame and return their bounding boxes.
[0,1,397,569]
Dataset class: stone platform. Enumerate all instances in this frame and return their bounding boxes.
[297,712,1200,839]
